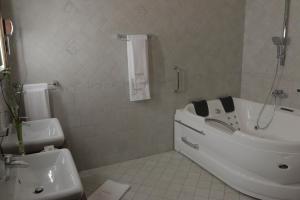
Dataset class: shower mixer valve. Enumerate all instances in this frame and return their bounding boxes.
[272,89,288,99]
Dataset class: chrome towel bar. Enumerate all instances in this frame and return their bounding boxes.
[48,80,60,90]
[117,33,151,41]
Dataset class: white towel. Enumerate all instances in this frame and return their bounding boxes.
[88,180,130,200]
[23,83,51,121]
[127,34,151,101]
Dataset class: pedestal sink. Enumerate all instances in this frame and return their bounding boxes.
[2,118,65,154]
[0,149,84,200]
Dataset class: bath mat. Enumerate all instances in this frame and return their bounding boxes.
[88,180,130,200]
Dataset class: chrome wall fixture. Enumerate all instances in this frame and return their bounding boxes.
[116,33,129,41]
[283,0,290,41]
[48,80,60,90]
[174,66,180,93]
[116,33,151,41]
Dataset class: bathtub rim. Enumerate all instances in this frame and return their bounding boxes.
[175,100,300,153]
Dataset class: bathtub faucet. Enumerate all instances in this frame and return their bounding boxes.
[272,89,288,99]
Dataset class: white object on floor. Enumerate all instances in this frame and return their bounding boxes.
[88,180,130,200]
[23,83,51,120]
[126,34,150,101]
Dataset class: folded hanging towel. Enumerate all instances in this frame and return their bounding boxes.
[88,180,130,200]
[219,96,235,113]
[192,100,209,117]
[127,34,150,101]
[23,83,51,120]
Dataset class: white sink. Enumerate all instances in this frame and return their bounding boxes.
[2,118,65,154]
[0,149,84,200]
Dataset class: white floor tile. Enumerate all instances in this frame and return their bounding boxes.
[80,151,261,200]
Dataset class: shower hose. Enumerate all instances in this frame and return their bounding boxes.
[255,58,283,130]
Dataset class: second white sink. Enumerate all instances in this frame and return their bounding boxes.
[2,118,65,154]
[0,149,84,200]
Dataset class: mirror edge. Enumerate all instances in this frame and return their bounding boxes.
[0,15,8,73]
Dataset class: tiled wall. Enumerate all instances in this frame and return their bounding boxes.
[2,0,245,170]
[241,0,300,108]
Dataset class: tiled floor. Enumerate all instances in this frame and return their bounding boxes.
[79,151,258,200]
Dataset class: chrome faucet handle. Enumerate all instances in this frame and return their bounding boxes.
[0,154,29,182]
[272,89,288,99]
[2,154,29,167]
[2,154,15,163]
[8,160,29,168]
[2,154,19,162]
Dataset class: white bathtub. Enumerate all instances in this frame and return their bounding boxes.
[174,98,300,200]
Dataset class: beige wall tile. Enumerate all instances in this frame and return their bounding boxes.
[2,0,245,170]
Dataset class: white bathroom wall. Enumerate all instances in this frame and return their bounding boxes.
[2,0,246,170]
[241,0,300,108]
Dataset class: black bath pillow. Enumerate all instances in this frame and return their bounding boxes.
[219,96,235,113]
[192,100,209,117]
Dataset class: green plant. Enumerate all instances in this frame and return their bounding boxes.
[0,72,25,154]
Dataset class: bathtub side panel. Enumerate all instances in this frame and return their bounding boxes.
[174,120,300,200]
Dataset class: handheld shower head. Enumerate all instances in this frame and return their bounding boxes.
[272,37,287,65]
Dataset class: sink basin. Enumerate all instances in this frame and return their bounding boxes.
[2,118,65,154]
[0,149,84,200]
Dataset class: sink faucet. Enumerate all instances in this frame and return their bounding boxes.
[0,154,29,181]
[22,122,31,127]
